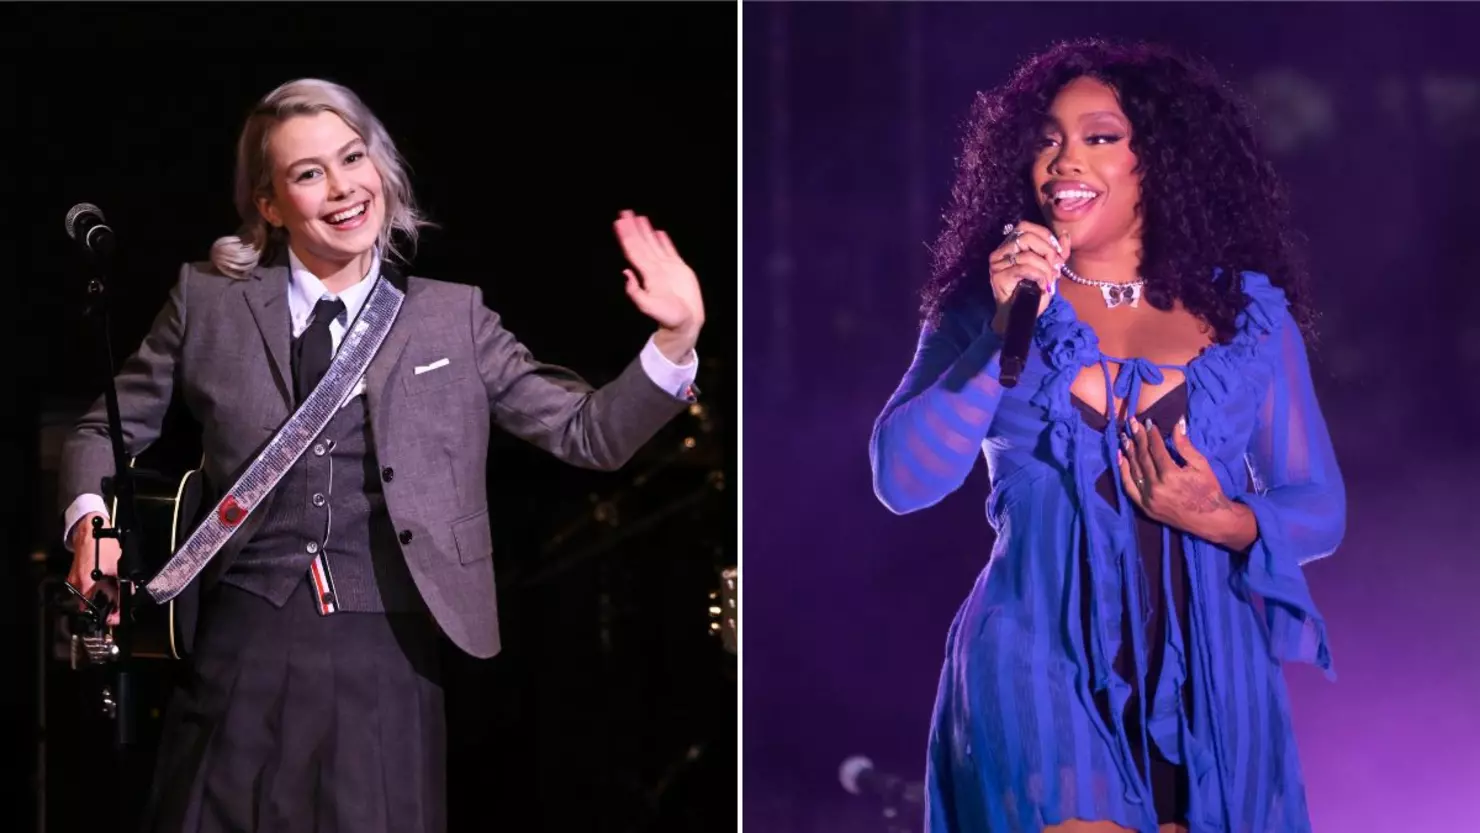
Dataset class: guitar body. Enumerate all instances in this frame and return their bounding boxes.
[108,459,208,661]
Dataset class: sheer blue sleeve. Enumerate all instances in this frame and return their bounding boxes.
[870,302,1005,514]
[1233,310,1345,675]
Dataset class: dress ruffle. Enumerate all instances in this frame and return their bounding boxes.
[1023,271,1332,830]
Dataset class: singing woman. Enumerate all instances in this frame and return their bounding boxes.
[870,39,1344,833]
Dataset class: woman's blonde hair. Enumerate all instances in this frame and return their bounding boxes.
[210,78,432,278]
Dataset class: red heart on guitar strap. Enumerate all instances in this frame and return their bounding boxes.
[219,495,247,527]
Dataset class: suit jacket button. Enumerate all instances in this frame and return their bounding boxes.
[399,530,414,545]
[382,467,395,482]
[321,591,336,607]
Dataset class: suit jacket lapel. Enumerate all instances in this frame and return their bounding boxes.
[244,258,294,409]
[364,260,413,411]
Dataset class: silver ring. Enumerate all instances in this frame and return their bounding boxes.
[1135,478,1149,493]
[1008,251,1018,266]
[1002,223,1016,236]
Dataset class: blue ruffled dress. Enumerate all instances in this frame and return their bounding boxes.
[870,273,1345,833]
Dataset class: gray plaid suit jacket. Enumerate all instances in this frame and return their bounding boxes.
[59,254,693,658]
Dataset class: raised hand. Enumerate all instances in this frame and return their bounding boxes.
[613,210,705,362]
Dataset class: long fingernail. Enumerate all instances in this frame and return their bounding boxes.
[1145,418,1156,433]
[1176,417,1187,435]
[1050,235,1063,255]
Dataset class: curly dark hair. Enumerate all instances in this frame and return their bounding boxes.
[923,38,1314,344]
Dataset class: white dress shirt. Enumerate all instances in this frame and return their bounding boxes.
[63,249,699,547]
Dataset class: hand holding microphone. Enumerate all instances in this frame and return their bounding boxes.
[991,220,1069,387]
[989,219,1068,333]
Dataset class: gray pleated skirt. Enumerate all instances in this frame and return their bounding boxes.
[142,578,445,833]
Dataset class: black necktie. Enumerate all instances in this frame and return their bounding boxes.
[292,297,346,405]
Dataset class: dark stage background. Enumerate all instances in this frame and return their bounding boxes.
[3,4,736,833]
[744,3,1479,832]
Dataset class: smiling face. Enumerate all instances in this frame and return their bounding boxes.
[1030,75,1142,255]
[256,110,384,277]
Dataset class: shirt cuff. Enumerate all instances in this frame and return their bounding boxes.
[639,335,699,400]
[63,493,110,552]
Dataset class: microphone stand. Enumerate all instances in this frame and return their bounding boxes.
[78,253,142,752]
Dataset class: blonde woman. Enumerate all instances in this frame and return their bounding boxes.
[61,78,705,833]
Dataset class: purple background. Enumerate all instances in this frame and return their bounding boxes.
[743,4,1480,831]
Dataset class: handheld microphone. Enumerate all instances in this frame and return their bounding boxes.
[65,202,115,259]
[998,278,1043,388]
[838,755,925,806]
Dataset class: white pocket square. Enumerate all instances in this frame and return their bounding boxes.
[414,358,451,375]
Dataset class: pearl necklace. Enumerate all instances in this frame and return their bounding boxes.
[1059,263,1145,308]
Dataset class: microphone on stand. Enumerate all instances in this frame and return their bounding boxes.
[65,202,115,259]
[839,755,926,807]
[61,200,138,749]
[998,278,1043,388]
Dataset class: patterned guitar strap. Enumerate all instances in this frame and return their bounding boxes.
[144,271,405,604]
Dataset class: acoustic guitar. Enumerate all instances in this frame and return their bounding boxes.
[70,458,206,666]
